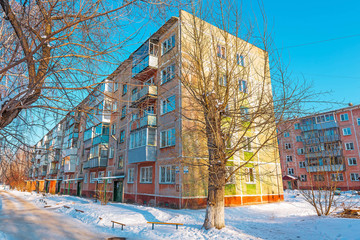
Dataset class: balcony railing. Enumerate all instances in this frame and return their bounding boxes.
[50,169,58,175]
[128,145,156,164]
[64,162,76,173]
[306,164,345,173]
[83,157,108,169]
[305,149,342,158]
[132,40,159,78]
[131,86,158,103]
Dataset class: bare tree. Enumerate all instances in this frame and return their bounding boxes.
[0,0,183,135]
[179,1,315,229]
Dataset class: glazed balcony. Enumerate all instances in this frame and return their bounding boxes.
[132,40,159,80]
[128,145,156,164]
[131,115,157,130]
[306,164,345,173]
[83,157,108,169]
[49,169,58,175]
[131,86,157,107]
[64,162,76,173]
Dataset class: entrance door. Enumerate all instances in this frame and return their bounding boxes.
[77,182,82,196]
[45,181,49,193]
[113,181,123,202]
[56,181,61,194]
[287,181,292,190]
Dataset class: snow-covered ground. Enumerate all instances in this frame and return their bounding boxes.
[6,190,360,240]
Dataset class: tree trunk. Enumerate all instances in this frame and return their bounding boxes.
[203,183,225,230]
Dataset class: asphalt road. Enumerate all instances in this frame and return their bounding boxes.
[0,191,110,240]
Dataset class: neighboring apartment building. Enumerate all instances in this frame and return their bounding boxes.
[27,10,283,208]
[278,104,360,190]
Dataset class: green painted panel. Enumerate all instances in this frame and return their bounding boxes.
[225,184,236,195]
[246,183,256,195]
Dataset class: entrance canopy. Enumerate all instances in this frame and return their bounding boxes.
[63,178,83,182]
[282,175,298,180]
[45,179,62,181]
[94,175,125,181]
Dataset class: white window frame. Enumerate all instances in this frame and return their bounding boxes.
[128,168,134,183]
[296,136,302,142]
[287,168,294,175]
[111,123,116,136]
[90,172,96,183]
[84,173,88,183]
[160,128,176,148]
[236,54,245,66]
[299,161,306,168]
[109,147,114,159]
[245,167,256,184]
[98,171,105,183]
[286,155,293,162]
[159,165,176,184]
[140,166,153,183]
[342,128,352,136]
[348,157,357,166]
[297,148,305,155]
[300,174,307,182]
[340,113,349,121]
[345,142,354,150]
[239,80,247,93]
[294,123,300,130]
[107,171,112,184]
[161,64,176,84]
[331,173,344,181]
[284,132,290,138]
[160,95,176,115]
[350,173,359,181]
[162,34,176,55]
[357,118,360,126]
[217,44,226,59]
[285,143,292,150]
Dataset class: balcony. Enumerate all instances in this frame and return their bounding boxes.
[305,149,342,158]
[306,164,346,173]
[300,121,338,132]
[83,157,108,169]
[92,134,109,146]
[132,40,159,80]
[64,162,76,173]
[131,86,157,107]
[49,169,58,175]
[132,115,157,130]
[35,172,38,177]
[128,145,156,164]
[303,135,340,145]
[41,171,47,176]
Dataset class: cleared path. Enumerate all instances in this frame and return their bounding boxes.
[0,191,110,240]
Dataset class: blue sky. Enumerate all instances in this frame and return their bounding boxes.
[260,0,360,107]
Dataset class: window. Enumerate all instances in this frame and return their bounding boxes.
[90,172,96,183]
[287,168,294,175]
[98,171,105,183]
[225,166,236,184]
[297,148,304,155]
[118,155,124,169]
[122,84,128,95]
[331,173,344,181]
[244,137,252,151]
[114,82,118,92]
[162,34,176,55]
[131,113,138,121]
[128,168,134,183]
[314,174,325,181]
[343,128,352,136]
[161,96,176,115]
[285,143,292,149]
[286,155,293,162]
[159,165,176,184]
[240,107,250,121]
[236,54,245,66]
[358,118,360,126]
[140,166,153,183]
[299,161,306,168]
[284,132,290,138]
[245,168,255,183]
[112,102,117,112]
[121,106,127,119]
[296,136,302,142]
[340,113,349,121]
[350,173,359,181]
[161,64,176,84]
[120,130,125,143]
[316,114,334,123]
[294,123,300,130]
[218,74,227,86]
[160,128,176,148]
[345,142,354,150]
[109,147,114,158]
[107,171,112,184]
[217,44,226,58]
[348,158,357,166]
[239,80,247,93]
[84,173,88,184]
[111,124,116,136]
[300,175,307,182]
